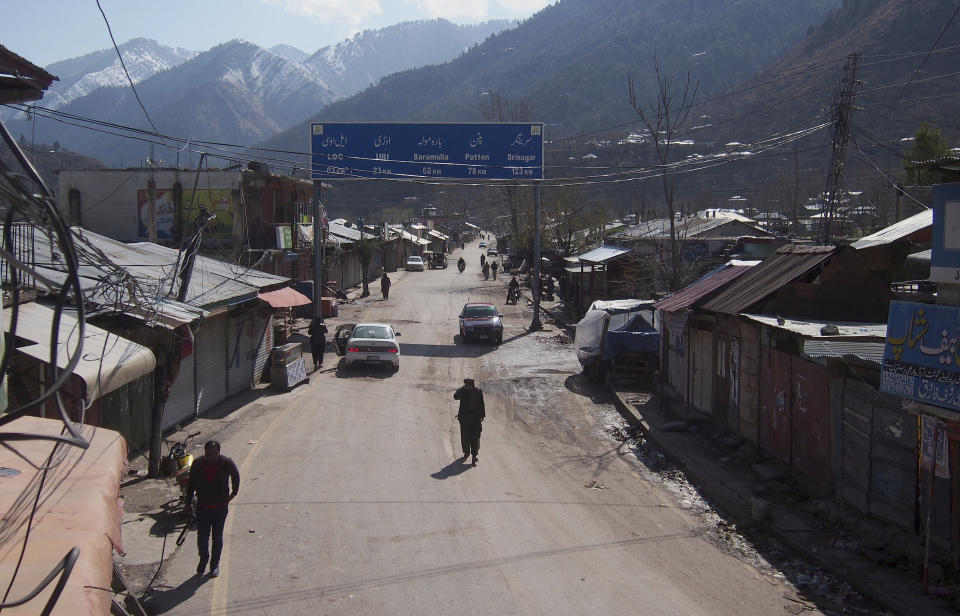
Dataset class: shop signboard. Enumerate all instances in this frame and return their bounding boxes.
[882,300,960,412]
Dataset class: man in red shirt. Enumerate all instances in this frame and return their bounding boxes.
[186,440,240,578]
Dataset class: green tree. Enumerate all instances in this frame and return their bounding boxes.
[902,123,951,185]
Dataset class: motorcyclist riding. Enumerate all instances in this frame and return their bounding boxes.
[506,276,519,304]
[457,257,466,272]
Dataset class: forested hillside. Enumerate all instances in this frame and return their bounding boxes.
[266,0,839,149]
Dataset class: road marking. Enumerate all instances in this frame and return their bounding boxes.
[210,392,305,615]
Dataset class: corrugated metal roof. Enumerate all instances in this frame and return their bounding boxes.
[577,245,631,263]
[610,213,770,241]
[700,244,836,315]
[428,229,449,240]
[803,340,884,364]
[589,299,657,313]
[9,226,285,321]
[8,302,156,401]
[94,237,280,309]
[741,313,887,338]
[654,264,755,312]
[851,209,932,249]
[0,44,57,104]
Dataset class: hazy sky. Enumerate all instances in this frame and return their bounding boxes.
[7,0,553,67]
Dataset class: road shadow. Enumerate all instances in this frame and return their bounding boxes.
[501,328,536,345]
[200,385,276,420]
[563,374,609,404]
[141,573,207,614]
[334,358,396,379]
[400,341,497,359]
[430,458,474,479]
[144,499,192,537]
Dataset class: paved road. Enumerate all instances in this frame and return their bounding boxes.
[150,240,820,615]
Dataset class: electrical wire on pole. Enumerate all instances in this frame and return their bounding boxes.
[819,53,862,245]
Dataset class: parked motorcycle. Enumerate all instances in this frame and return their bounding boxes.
[160,431,200,514]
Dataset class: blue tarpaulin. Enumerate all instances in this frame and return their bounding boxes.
[604,312,659,360]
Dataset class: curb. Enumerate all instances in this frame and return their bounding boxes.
[604,384,753,524]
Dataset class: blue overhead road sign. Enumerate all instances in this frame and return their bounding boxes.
[310,122,543,181]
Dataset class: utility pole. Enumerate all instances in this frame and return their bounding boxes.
[820,53,861,245]
[313,180,323,318]
[530,181,542,331]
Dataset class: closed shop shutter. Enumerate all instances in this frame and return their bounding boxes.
[228,310,269,396]
[255,314,273,385]
[197,315,228,414]
[163,351,196,431]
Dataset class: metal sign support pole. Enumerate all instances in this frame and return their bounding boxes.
[530,181,542,331]
[313,180,322,319]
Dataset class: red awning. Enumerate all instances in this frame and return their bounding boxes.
[258,287,312,308]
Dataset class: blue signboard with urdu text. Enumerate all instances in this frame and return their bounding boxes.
[310,122,544,181]
[882,300,960,411]
[931,183,960,283]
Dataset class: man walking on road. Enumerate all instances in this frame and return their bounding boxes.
[186,441,240,578]
[380,272,392,300]
[453,378,485,465]
[308,317,328,371]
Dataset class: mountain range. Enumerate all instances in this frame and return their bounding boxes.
[7,0,959,222]
[4,19,512,166]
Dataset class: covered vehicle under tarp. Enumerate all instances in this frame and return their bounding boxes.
[575,299,659,381]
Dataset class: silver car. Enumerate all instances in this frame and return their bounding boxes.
[339,323,401,371]
[405,255,425,271]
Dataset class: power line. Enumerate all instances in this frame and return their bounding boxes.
[851,138,930,211]
[894,2,960,106]
[95,0,163,141]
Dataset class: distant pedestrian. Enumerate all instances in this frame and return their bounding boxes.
[380,272,392,300]
[482,262,490,280]
[490,260,498,279]
[186,441,240,578]
[454,378,485,465]
[308,317,328,371]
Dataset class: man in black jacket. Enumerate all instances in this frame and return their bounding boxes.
[308,317,328,371]
[453,378,485,465]
[186,441,240,578]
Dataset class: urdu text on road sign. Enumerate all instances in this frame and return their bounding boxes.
[310,122,544,181]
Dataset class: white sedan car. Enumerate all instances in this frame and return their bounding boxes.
[338,323,401,371]
[405,256,424,271]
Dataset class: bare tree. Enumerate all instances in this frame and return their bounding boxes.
[480,92,533,243]
[542,186,608,258]
[629,58,699,291]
